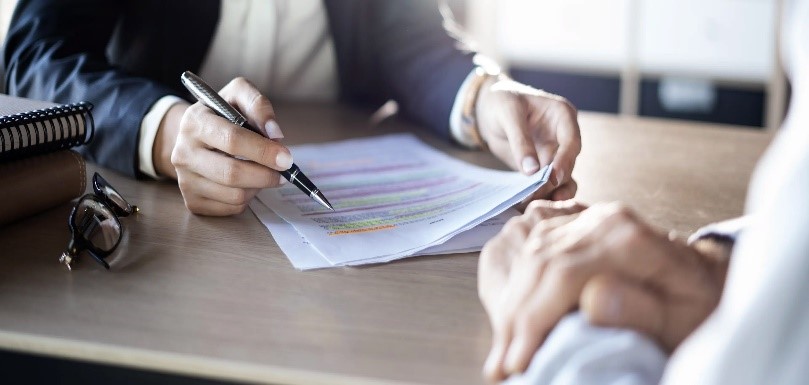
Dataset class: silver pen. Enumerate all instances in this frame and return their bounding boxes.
[181,71,334,211]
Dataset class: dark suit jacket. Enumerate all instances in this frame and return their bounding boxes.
[2,0,474,177]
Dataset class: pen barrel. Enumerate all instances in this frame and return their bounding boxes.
[281,164,316,196]
[181,71,247,127]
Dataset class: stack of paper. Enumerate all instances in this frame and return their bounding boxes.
[251,134,551,270]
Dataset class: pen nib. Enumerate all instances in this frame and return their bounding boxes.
[312,191,335,211]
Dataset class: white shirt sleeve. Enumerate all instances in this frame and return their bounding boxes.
[137,95,185,179]
[661,117,809,385]
[661,1,809,383]
[449,70,481,149]
[505,313,667,385]
[687,216,750,244]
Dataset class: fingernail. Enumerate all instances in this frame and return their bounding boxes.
[265,120,284,139]
[279,175,287,185]
[522,156,539,174]
[276,151,293,170]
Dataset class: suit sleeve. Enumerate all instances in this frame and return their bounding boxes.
[324,0,475,140]
[2,0,180,177]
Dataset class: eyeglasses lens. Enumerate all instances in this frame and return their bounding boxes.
[102,184,130,213]
[72,199,121,252]
[94,173,133,215]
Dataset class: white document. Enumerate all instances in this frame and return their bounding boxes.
[249,199,519,270]
[256,134,551,267]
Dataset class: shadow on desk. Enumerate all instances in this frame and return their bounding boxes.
[0,349,245,385]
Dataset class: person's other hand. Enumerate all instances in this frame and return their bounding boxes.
[478,199,587,381]
[476,78,581,202]
[478,199,588,317]
[479,202,729,383]
[154,77,290,216]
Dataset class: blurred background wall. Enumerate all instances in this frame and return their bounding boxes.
[0,0,785,129]
[464,0,785,129]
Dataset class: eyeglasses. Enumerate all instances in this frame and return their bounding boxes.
[60,172,138,270]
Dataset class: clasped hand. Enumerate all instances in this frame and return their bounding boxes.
[478,200,730,382]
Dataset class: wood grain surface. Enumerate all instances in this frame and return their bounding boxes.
[0,103,772,385]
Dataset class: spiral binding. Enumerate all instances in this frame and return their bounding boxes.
[0,101,94,161]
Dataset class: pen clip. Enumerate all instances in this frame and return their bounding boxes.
[181,71,247,127]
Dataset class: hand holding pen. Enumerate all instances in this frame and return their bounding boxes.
[181,72,333,211]
[158,74,331,216]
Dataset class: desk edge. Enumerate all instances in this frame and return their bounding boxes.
[0,331,420,385]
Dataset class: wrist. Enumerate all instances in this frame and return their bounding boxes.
[462,67,501,151]
[154,102,189,179]
[474,75,499,138]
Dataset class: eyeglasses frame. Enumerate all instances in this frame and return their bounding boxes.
[59,173,138,270]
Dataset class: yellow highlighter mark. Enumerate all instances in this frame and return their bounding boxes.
[329,224,396,236]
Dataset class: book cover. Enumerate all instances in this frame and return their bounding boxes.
[0,149,86,226]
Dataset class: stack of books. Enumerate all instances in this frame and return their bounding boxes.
[0,94,94,225]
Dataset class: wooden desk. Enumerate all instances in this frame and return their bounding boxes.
[0,104,772,385]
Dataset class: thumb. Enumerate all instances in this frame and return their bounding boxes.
[580,275,666,344]
[495,101,541,175]
[540,99,581,187]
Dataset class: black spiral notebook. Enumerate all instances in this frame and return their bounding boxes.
[0,94,94,162]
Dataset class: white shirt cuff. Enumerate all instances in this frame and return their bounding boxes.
[138,95,185,179]
[449,69,481,149]
[687,216,751,244]
[504,312,667,385]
